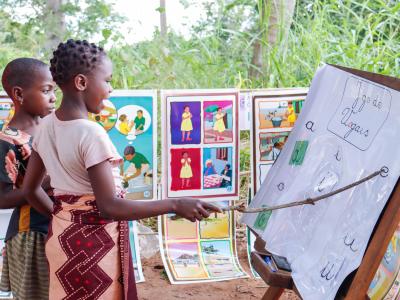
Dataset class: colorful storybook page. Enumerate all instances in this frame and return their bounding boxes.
[242,65,400,299]
[89,90,157,283]
[247,89,307,277]
[160,90,246,284]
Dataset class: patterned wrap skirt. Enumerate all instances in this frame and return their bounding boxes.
[0,231,49,299]
[47,195,137,300]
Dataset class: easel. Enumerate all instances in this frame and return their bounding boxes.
[249,67,400,300]
[251,179,400,299]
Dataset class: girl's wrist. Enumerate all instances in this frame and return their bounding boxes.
[170,199,178,213]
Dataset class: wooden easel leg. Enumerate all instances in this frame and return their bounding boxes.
[262,287,284,300]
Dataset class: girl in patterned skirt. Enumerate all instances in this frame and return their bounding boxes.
[22,39,221,300]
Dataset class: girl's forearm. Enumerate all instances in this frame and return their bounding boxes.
[25,188,53,217]
[0,189,26,209]
[99,198,176,221]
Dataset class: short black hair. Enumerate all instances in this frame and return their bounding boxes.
[1,58,48,97]
[137,110,143,114]
[124,145,136,156]
[50,39,106,86]
[225,164,231,169]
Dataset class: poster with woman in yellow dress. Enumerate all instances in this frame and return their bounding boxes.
[180,151,193,189]
[181,106,193,142]
[213,107,226,141]
[287,103,297,126]
[204,101,233,144]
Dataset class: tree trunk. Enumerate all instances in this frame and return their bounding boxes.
[249,40,264,79]
[249,0,297,80]
[267,0,296,46]
[159,0,167,39]
[44,0,66,52]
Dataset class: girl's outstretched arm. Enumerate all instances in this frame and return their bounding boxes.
[88,160,221,221]
[22,151,54,217]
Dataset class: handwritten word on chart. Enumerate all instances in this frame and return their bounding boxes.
[328,77,391,151]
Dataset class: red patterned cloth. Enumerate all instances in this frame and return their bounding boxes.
[203,174,222,188]
[46,195,137,300]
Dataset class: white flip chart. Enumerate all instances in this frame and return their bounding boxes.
[242,64,400,299]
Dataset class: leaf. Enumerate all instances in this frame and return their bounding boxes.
[102,28,112,40]
[148,57,158,67]
[156,7,166,13]
[164,55,174,65]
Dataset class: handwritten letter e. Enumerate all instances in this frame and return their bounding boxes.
[327,77,391,151]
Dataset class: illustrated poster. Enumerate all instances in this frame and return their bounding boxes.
[0,95,13,131]
[368,223,400,300]
[159,201,247,284]
[247,89,307,277]
[0,94,14,298]
[161,89,239,200]
[160,90,245,284]
[239,91,252,131]
[251,89,308,193]
[242,65,400,299]
[0,212,12,281]
[89,90,157,283]
[89,90,157,201]
[129,221,145,283]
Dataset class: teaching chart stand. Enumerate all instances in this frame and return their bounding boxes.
[251,178,400,300]
[246,65,400,300]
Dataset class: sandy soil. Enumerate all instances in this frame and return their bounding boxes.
[137,238,300,300]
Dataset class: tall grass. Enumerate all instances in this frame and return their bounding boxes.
[274,0,400,86]
[1,1,398,90]
[107,0,400,90]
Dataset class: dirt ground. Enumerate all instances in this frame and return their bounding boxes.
[137,238,300,300]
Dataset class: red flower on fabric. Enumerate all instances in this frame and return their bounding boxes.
[20,143,31,160]
[5,149,18,183]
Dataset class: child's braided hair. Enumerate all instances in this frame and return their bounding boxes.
[49,39,105,86]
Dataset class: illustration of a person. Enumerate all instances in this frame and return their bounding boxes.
[287,103,296,126]
[203,159,217,176]
[121,146,150,185]
[220,164,232,188]
[180,151,193,189]
[94,115,104,128]
[134,109,146,135]
[265,141,284,161]
[213,107,226,141]
[181,105,193,142]
[2,106,14,131]
[119,114,134,135]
